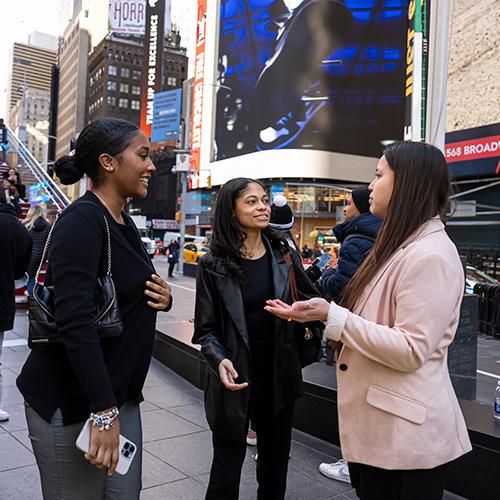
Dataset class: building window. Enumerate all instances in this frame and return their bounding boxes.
[108,65,118,76]
[119,83,129,93]
[167,76,177,86]
[107,81,117,91]
[132,70,141,81]
[121,67,130,78]
[131,100,140,110]
[107,96,116,106]
[131,85,141,95]
[119,98,128,108]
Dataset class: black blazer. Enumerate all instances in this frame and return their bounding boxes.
[192,236,320,442]
[0,203,32,331]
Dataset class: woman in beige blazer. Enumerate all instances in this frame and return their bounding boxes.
[265,141,472,499]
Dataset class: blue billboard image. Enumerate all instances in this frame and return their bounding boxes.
[215,0,412,160]
[151,88,182,143]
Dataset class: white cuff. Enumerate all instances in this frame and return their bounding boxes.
[323,302,349,342]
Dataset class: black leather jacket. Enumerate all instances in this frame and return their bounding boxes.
[192,236,320,442]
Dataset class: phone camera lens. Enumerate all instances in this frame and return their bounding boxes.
[129,445,135,453]
[123,450,130,458]
[123,443,130,449]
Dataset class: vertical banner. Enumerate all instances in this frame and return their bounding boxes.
[404,0,428,141]
[139,0,166,138]
[189,0,207,182]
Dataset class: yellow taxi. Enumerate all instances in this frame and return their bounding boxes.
[184,242,209,263]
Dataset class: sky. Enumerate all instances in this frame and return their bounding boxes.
[0,0,62,119]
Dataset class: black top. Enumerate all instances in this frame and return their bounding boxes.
[240,251,275,344]
[0,203,32,331]
[26,217,51,278]
[17,191,171,425]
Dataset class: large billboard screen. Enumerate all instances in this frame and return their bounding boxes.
[214,0,420,162]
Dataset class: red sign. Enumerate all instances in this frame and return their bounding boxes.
[445,135,500,163]
[189,0,207,180]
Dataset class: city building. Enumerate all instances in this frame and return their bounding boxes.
[6,40,57,124]
[171,0,197,77]
[9,88,51,164]
[86,33,188,125]
[55,0,109,199]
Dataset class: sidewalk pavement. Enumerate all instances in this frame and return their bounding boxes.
[1,281,464,499]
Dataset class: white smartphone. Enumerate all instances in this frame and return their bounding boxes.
[75,419,137,475]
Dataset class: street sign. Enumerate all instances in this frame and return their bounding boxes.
[176,153,191,172]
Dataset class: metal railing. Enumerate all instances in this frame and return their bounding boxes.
[6,125,70,212]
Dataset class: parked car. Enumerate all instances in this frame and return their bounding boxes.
[184,242,209,263]
[141,237,157,258]
[466,265,498,294]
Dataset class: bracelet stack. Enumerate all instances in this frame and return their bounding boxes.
[89,407,119,431]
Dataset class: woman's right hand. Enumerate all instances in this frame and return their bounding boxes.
[84,415,120,476]
[218,359,249,391]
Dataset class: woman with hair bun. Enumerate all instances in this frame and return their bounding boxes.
[17,118,173,499]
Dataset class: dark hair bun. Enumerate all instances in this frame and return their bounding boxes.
[54,155,84,185]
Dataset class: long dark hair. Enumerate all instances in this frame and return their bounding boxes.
[54,118,140,185]
[209,177,287,281]
[341,141,451,310]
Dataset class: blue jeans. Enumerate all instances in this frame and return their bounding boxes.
[27,277,36,295]
[25,402,143,499]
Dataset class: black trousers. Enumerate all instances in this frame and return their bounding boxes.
[348,461,448,500]
[205,404,295,500]
[168,260,176,276]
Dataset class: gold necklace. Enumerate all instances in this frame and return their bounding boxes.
[92,191,123,224]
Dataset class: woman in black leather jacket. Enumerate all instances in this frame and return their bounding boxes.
[193,177,319,500]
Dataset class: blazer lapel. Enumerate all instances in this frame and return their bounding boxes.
[263,236,290,301]
[210,266,251,351]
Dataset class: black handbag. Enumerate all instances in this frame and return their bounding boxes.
[284,252,323,367]
[28,208,123,345]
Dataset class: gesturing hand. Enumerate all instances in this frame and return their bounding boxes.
[264,297,330,323]
[145,274,172,310]
[218,359,249,391]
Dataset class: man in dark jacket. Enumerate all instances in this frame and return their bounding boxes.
[0,191,32,420]
[318,187,381,483]
[321,188,382,302]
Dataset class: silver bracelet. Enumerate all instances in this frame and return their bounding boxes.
[89,407,119,431]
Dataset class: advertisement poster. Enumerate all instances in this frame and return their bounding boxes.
[151,89,182,142]
[109,0,146,35]
[215,0,419,162]
[190,0,207,176]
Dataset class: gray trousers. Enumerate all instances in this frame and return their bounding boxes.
[25,401,142,500]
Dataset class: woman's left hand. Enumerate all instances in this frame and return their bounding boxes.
[265,297,330,323]
[145,274,172,310]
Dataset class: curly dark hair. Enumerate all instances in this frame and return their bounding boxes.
[208,177,288,282]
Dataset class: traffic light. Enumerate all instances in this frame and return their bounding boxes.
[175,211,181,223]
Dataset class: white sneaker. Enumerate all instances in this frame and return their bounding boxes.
[319,459,351,484]
[0,408,10,421]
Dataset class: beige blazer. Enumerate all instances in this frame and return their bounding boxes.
[336,217,472,470]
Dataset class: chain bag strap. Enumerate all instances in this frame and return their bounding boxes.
[283,251,323,366]
[28,202,123,346]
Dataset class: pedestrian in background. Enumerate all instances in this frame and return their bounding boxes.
[0,190,32,422]
[3,167,26,200]
[167,239,179,278]
[266,141,472,500]
[17,118,172,499]
[193,178,319,500]
[22,205,51,295]
[0,118,8,163]
[269,194,298,251]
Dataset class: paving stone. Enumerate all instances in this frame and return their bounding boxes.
[144,430,213,477]
[141,408,204,443]
[167,401,210,429]
[140,400,160,412]
[10,430,33,453]
[0,464,43,500]
[0,385,24,408]
[141,477,205,500]
[142,450,186,489]
[0,368,18,387]
[0,403,28,432]
[0,434,35,472]
[142,384,199,410]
